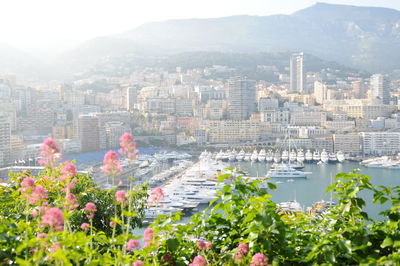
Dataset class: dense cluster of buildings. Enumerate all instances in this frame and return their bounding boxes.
[1,53,400,166]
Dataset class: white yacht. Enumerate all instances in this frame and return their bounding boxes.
[289,150,297,162]
[313,150,320,161]
[328,153,337,163]
[281,150,289,161]
[336,151,345,163]
[215,150,223,161]
[251,150,258,162]
[320,150,329,163]
[305,150,313,162]
[273,151,281,163]
[258,149,266,162]
[236,149,245,161]
[228,149,236,162]
[297,149,305,163]
[221,150,229,161]
[244,152,251,162]
[266,150,274,162]
[266,164,309,178]
[277,200,304,213]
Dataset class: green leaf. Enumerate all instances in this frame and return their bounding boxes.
[166,238,180,251]
[381,237,393,248]
[267,182,277,190]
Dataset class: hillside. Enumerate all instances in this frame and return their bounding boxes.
[57,2,400,74]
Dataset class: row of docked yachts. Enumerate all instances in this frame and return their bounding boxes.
[144,160,228,221]
[204,149,345,164]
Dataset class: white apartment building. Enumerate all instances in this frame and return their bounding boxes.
[0,117,11,166]
[290,110,327,126]
[260,109,290,124]
[202,120,267,143]
[361,132,400,155]
[333,134,362,155]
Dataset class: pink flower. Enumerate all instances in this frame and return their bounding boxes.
[250,253,269,266]
[206,242,213,249]
[84,202,97,219]
[28,186,48,205]
[189,255,207,266]
[119,133,138,163]
[102,150,123,176]
[80,223,90,231]
[132,261,144,266]
[115,190,127,204]
[150,187,164,202]
[21,177,35,188]
[61,162,77,181]
[143,228,154,242]
[126,239,140,251]
[197,241,206,250]
[109,221,116,228]
[50,242,61,253]
[66,193,79,210]
[41,208,64,231]
[39,138,61,167]
[37,233,46,239]
[234,252,244,261]
[238,243,249,255]
[118,179,123,186]
[162,253,173,262]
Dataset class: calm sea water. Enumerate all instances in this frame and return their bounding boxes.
[230,161,400,219]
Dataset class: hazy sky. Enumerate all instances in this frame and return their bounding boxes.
[1,0,399,56]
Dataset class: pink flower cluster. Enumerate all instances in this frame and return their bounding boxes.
[102,151,123,176]
[250,253,269,266]
[189,255,207,266]
[84,202,97,219]
[60,162,77,181]
[20,177,48,205]
[132,261,144,266]
[29,186,48,205]
[234,243,249,261]
[80,223,90,231]
[143,228,154,247]
[115,190,127,204]
[197,241,212,250]
[39,138,61,167]
[119,133,138,163]
[66,193,79,210]
[41,207,64,231]
[126,239,140,251]
[150,187,164,202]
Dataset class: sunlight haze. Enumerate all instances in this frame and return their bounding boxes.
[1,0,399,57]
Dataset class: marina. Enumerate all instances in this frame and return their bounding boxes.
[62,149,400,221]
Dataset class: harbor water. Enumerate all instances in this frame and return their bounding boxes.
[231,161,400,219]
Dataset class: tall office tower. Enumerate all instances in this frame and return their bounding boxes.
[227,77,256,120]
[126,86,138,111]
[0,116,11,166]
[352,80,366,99]
[370,74,390,104]
[78,114,100,152]
[290,52,306,93]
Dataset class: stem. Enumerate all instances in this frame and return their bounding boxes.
[89,219,93,262]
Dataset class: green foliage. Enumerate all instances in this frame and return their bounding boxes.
[1,168,400,265]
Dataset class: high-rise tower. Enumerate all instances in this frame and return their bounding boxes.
[290,52,305,93]
[227,77,256,120]
[370,74,390,104]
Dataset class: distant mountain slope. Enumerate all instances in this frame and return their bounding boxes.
[58,2,400,74]
[0,43,47,81]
